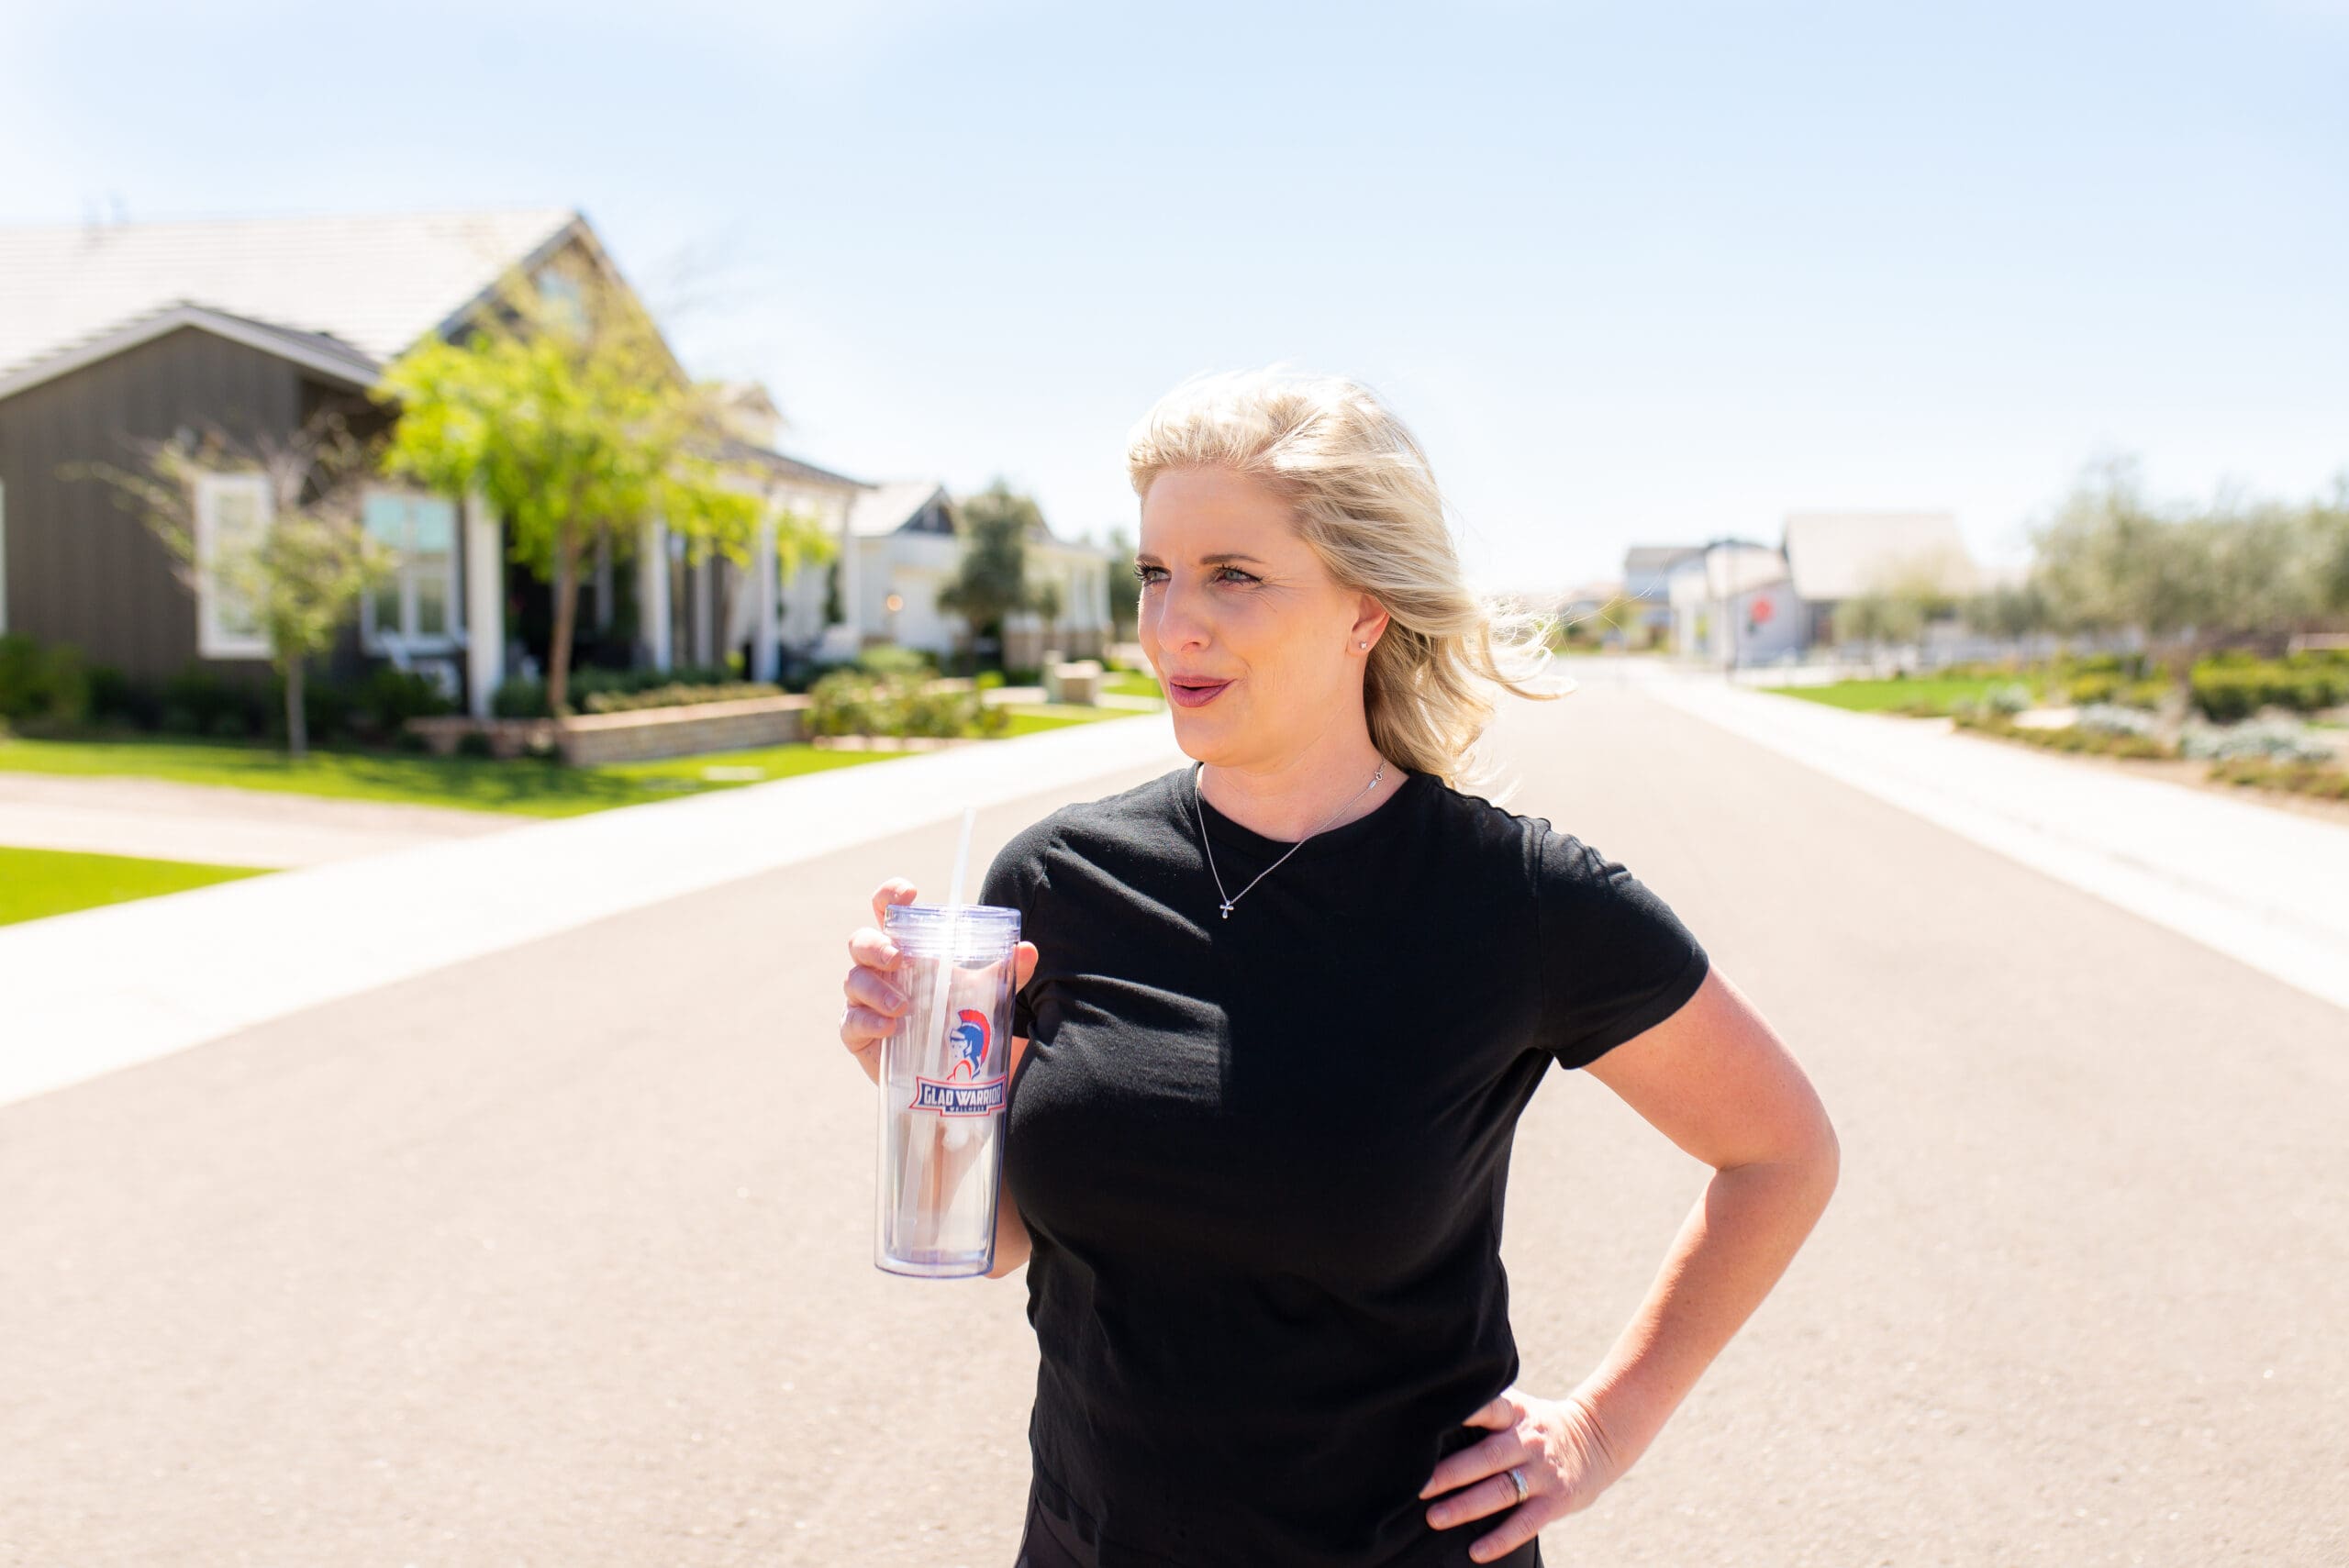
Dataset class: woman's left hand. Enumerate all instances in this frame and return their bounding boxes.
[1417,1385,1625,1562]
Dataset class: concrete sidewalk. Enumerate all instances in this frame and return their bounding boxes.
[0,771,519,867]
[0,711,1184,1107]
[1634,665,2349,1017]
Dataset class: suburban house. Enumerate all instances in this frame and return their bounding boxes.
[844,479,1114,667]
[1649,510,1982,664]
[0,207,868,717]
[1620,545,1701,643]
[1665,538,1806,665]
[1780,510,1978,651]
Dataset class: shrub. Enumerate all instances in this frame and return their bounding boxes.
[807,667,987,739]
[492,676,550,719]
[2076,703,2160,739]
[974,670,1007,692]
[2207,755,2349,800]
[455,728,497,759]
[580,681,781,714]
[1985,682,2035,715]
[0,633,92,728]
[2191,660,2348,722]
[855,644,934,678]
[361,667,458,733]
[161,664,267,738]
[2178,715,2337,764]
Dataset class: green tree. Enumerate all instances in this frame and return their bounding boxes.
[67,410,395,758]
[936,479,1043,669]
[375,255,830,717]
[1032,576,1064,659]
[1103,524,1139,640]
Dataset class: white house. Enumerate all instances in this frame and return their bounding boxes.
[1781,510,1978,652]
[1667,539,1805,665]
[839,481,1115,666]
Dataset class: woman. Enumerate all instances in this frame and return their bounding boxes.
[838,367,1840,1567]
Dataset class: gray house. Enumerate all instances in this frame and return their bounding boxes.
[0,207,869,717]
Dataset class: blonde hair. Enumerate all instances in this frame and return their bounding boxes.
[1125,363,1569,801]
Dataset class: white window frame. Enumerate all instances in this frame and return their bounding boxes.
[360,487,465,658]
[193,471,272,659]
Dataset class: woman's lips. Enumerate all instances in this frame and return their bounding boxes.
[1166,677,1233,709]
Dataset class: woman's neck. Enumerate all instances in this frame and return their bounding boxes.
[1197,740,1401,843]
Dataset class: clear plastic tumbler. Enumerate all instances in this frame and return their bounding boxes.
[874,902,1021,1278]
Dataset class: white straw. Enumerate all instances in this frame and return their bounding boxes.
[901,807,985,1251]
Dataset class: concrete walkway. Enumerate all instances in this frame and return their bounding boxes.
[1627,662,2349,1016]
[0,710,1184,1108]
[0,771,519,867]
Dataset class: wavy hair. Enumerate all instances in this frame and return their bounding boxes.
[1124,363,1570,801]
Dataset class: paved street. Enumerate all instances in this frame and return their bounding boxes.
[4,679,2344,1567]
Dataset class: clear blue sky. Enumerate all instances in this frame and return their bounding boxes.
[4,0,2343,593]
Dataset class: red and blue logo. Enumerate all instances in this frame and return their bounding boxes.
[911,1008,1006,1115]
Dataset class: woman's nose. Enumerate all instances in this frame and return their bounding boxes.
[1149,578,1214,649]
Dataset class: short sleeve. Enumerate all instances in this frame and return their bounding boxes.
[1535,826,1710,1070]
[978,825,1046,1040]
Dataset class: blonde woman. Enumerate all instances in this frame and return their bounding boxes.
[840,366,1839,1567]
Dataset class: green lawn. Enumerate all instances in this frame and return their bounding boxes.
[0,734,899,817]
[0,845,273,927]
[0,711,1148,817]
[1769,675,2030,716]
[1101,671,1163,699]
[994,702,1148,737]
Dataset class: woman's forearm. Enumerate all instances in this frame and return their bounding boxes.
[1570,1144,1838,1471]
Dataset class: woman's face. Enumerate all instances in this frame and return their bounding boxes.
[1135,464,1386,768]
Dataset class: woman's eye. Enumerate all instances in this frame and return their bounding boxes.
[1131,565,1255,585]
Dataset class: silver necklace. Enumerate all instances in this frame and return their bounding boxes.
[1191,758,1386,919]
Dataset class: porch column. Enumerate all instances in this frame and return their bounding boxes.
[463,491,504,718]
[751,500,780,683]
[638,515,673,672]
[838,492,862,648]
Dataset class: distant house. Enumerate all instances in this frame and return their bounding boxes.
[0,207,868,717]
[1666,539,1805,665]
[1781,510,1978,651]
[1620,545,1702,643]
[845,481,1114,666]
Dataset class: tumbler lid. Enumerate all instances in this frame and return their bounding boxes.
[884,901,1019,955]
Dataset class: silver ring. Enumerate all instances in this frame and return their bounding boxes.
[1506,1464,1529,1503]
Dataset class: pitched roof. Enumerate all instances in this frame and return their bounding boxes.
[709,434,868,493]
[0,206,580,384]
[1781,510,1977,601]
[849,479,952,538]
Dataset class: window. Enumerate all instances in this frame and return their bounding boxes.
[194,472,272,659]
[362,490,462,652]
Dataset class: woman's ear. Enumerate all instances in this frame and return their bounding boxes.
[1350,593,1389,651]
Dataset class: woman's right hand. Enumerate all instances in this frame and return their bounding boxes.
[842,877,1038,1086]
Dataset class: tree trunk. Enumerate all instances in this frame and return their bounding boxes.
[549,528,582,717]
[284,655,308,761]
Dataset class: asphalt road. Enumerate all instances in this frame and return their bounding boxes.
[5,678,2343,1567]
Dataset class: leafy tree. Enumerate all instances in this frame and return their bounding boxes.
[66,410,395,758]
[936,479,1044,668]
[375,255,830,717]
[1032,576,1064,658]
[1103,524,1139,640]
[2026,455,2349,717]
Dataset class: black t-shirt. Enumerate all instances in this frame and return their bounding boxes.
[978,761,1710,1568]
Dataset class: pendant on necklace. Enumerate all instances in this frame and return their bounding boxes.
[1219,901,1233,918]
